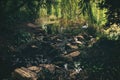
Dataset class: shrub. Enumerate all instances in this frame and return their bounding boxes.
[103,24,120,40]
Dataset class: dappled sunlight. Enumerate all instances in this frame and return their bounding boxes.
[104,24,120,40]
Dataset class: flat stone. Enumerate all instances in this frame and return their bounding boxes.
[66,43,78,49]
[13,67,37,80]
[62,51,80,58]
[28,66,41,73]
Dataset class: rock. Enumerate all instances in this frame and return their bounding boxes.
[62,51,80,58]
[13,67,37,80]
[39,64,56,72]
[76,35,84,40]
[12,64,61,80]
[74,37,83,45]
[12,63,83,80]
[28,66,41,73]
[31,45,38,48]
[66,43,78,50]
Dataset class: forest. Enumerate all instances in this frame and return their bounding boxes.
[0,0,120,80]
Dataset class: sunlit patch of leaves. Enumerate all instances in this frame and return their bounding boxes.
[104,24,120,40]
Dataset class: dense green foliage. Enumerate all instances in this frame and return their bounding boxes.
[99,0,120,26]
[0,0,42,34]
